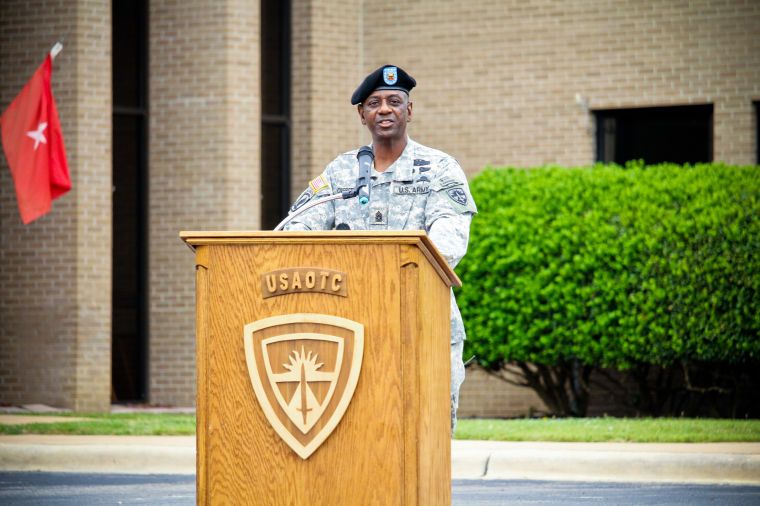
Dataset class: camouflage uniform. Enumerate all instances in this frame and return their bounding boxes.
[284,137,477,430]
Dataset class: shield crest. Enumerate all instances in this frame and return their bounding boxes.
[243,313,364,459]
[446,187,468,206]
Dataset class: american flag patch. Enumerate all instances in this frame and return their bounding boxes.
[309,174,328,192]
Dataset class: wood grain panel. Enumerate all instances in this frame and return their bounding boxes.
[191,234,451,505]
[195,246,209,506]
[416,246,452,505]
[400,246,420,506]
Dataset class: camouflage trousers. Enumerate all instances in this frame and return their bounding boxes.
[451,340,465,433]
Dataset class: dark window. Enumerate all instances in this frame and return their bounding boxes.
[112,0,148,402]
[261,0,290,230]
[595,105,713,165]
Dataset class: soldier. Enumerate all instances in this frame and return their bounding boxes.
[283,64,477,430]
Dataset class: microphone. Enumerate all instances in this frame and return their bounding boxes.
[275,146,374,230]
[356,146,374,205]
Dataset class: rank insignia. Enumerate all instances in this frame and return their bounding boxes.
[371,207,388,225]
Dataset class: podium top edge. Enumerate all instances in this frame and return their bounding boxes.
[179,230,461,287]
[180,230,427,241]
[180,230,429,247]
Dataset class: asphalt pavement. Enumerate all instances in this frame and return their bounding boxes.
[3,473,760,505]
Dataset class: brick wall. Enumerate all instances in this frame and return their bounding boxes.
[148,0,260,406]
[0,0,112,413]
[458,364,550,419]
[290,0,363,202]
[357,0,760,176]
[457,365,655,419]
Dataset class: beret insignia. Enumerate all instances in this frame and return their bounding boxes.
[383,67,398,85]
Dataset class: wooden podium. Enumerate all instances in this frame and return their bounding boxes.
[180,231,460,505]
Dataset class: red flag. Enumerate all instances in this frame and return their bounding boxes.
[1,54,70,225]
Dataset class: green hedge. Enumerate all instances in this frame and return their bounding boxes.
[456,162,760,372]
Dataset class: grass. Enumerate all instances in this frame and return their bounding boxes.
[453,417,760,443]
[2,413,759,442]
[0,413,196,436]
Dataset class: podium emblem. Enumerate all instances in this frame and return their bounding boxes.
[244,313,364,459]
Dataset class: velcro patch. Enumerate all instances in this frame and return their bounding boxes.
[290,189,313,213]
[309,174,328,192]
[393,182,430,195]
[447,188,468,206]
[440,186,477,214]
[371,207,388,225]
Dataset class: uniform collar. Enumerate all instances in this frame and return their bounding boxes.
[369,137,417,182]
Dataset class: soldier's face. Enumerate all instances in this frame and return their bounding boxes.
[358,90,412,142]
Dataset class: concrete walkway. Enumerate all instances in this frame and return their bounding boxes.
[1,407,759,484]
[1,434,759,484]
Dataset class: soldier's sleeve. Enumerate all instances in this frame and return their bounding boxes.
[425,157,477,269]
[282,166,336,231]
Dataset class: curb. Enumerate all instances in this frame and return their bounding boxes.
[0,439,196,475]
[1,437,760,484]
[483,449,760,484]
[450,441,760,484]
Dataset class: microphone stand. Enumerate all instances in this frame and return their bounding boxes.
[273,188,362,231]
[275,147,373,232]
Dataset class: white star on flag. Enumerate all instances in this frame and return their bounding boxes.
[26,122,48,150]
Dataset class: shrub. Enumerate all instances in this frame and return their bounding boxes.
[456,163,760,416]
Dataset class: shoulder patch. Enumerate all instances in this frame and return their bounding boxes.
[290,188,314,213]
[309,174,328,192]
[442,186,477,214]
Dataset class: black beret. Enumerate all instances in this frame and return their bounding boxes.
[351,65,416,105]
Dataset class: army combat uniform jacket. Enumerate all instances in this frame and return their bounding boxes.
[284,138,477,428]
